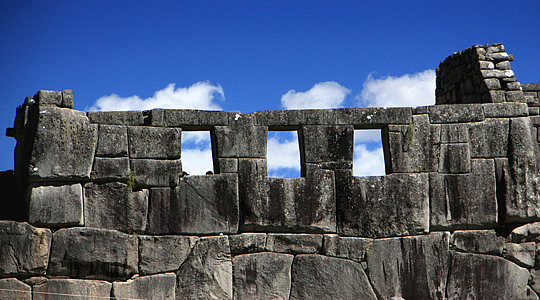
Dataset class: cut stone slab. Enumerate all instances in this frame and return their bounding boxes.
[28,183,83,227]
[33,278,111,300]
[29,107,97,181]
[266,234,323,254]
[336,171,429,238]
[84,182,148,233]
[113,273,176,300]
[138,235,199,275]
[468,118,509,158]
[48,227,138,280]
[177,236,232,300]
[214,125,267,158]
[0,277,31,300]
[129,158,182,187]
[95,124,128,157]
[482,103,528,118]
[290,254,377,300]
[302,125,354,163]
[146,174,239,235]
[322,234,372,262]
[508,222,540,242]
[428,104,484,123]
[447,252,534,300]
[437,143,471,174]
[92,157,130,180]
[503,242,536,268]
[0,221,52,277]
[430,159,498,230]
[451,230,506,255]
[233,252,294,300]
[127,126,181,159]
[366,232,450,300]
[149,109,229,127]
[228,233,266,254]
[87,111,144,125]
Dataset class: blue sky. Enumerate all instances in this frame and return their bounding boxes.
[1,1,539,177]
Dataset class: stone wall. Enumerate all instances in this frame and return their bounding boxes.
[1,43,540,299]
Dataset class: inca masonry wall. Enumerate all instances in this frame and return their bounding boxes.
[1,43,540,299]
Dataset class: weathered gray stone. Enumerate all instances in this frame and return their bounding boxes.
[0,278,30,300]
[129,159,182,187]
[48,227,138,280]
[430,159,497,230]
[177,236,232,299]
[290,254,376,300]
[322,234,372,262]
[233,252,294,300]
[84,182,148,233]
[451,230,506,255]
[127,126,181,159]
[61,89,74,108]
[28,183,83,227]
[92,157,130,180]
[468,118,509,158]
[337,171,429,238]
[0,221,51,277]
[214,125,267,158]
[29,107,97,180]
[149,109,229,127]
[112,273,176,300]
[438,143,471,173]
[87,111,144,125]
[440,123,469,143]
[217,158,238,173]
[366,232,450,300]
[302,125,353,163]
[447,252,534,300]
[228,233,266,254]
[138,235,198,275]
[480,69,514,79]
[35,90,62,107]
[255,109,328,126]
[348,107,412,125]
[146,174,238,235]
[508,222,540,242]
[266,234,322,254]
[506,90,526,102]
[95,124,128,157]
[428,104,484,123]
[33,278,111,300]
[503,242,535,268]
[239,159,336,233]
[504,117,540,222]
[385,115,440,173]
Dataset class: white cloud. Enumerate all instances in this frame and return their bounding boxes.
[267,132,301,178]
[88,81,224,111]
[357,69,435,108]
[353,143,385,176]
[281,81,351,110]
[181,148,214,175]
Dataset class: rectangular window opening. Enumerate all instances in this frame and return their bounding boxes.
[267,130,301,178]
[353,129,386,177]
[181,131,214,176]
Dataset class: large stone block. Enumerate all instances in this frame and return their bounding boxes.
[366,232,450,300]
[482,103,528,118]
[336,171,429,238]
[451,230,506,255]
[347,107,412,125]
[95,124,128,157]
[503,117,540,222]
[254,109,328,127]
[48,227,138,280]
[127,126,181,159]
[447,252,534,300]
[177,236,232,299]
[428,104,484,123]
[214,125,267,158]
[129,159,181,187]
[228,233,266,254]
[87,111,144,125]
[29,107,97,180]
[0,221,52,277]
[430,159,497,230]
[233,252,294,300]
[385,115,440,173]
[28,183,83,227]
[91,157,130,181]
[138,235,198,275]
[468,118,509,158]
[503,242,536,268]
[149,109,229,127]
[290,254,376,300]
[322,234,372,262]
[112,273,176,300]
[33,278,111,300]
[437,143,471,173]
[84,182,148,233]
[146,174,239,235]
[508,222,540,243]
[0,278,31,300]
[266,234,323,254]
[301,125,353,163]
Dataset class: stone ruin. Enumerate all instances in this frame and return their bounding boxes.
[1,43,540,299]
